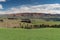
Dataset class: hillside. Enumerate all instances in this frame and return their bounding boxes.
[6,13,60,21]
[0,13,60,21]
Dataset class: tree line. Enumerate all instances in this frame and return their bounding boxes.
[13,24,60,29]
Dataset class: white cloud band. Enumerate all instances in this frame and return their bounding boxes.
[1,3,60,14]
[8,3,60,14]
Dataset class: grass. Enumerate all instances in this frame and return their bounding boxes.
[31,19,60,25]
[0,28,60,40]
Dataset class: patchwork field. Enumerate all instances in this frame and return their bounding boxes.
[0,28,60,40]
[0,19,59,28]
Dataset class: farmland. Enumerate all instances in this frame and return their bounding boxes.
[0,13,60,40]
[0,28,60,40]
[0,18,59,28]
[0,13,60,28]
[31,19,60,25]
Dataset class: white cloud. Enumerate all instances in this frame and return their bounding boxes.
[0,0,6,2]
[0,4,3,9]
[0,0,6,9]
[1,3,60,14]
[0,0,6,10]
[7,3,60,14]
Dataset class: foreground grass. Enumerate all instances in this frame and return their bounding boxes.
[0,28,60,40]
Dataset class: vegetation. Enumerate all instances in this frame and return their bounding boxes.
[31,19,60,25]
[0,28,59,40]
[0,18,60,28]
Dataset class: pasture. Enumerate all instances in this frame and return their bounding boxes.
[31,19,60,25]
[0,28,60,40]
[0,18,59,28]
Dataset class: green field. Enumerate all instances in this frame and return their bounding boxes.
[31,19,60,25]
[0,28,60,40]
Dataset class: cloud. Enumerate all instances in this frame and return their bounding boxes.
[0,4,3,9]
[0,0,6,10]
[1,3,60,14]
[6,3,60,14]
[0,0,6,2]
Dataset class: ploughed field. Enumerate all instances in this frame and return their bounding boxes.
[0,28,60,40]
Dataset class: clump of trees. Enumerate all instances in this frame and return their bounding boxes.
[21,19,31,23]
[12,22,60,29]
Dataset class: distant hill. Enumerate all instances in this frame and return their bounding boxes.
[7,13,60,18]
[1,13,60,21]
[8,13,60,21]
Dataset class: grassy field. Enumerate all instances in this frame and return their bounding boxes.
[31,19,60,25]
[0,28,60,40]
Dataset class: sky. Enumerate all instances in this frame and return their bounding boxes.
[0,0,60,14]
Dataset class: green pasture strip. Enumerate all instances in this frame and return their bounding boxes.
[0,28,59,40]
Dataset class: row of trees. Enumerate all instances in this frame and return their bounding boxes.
[19,24,60,29]
[12,18,60,29]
